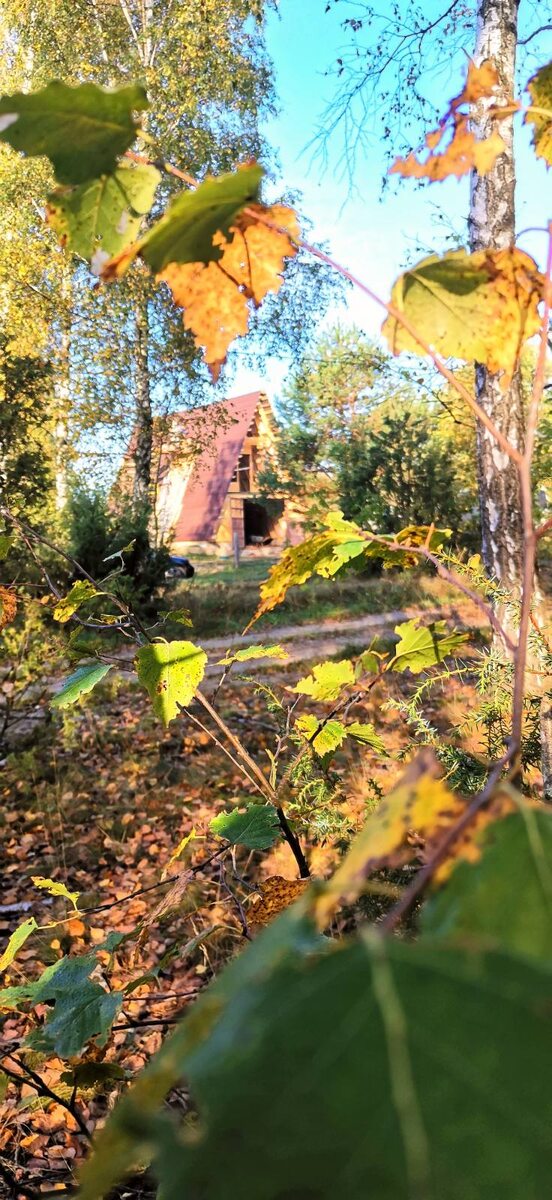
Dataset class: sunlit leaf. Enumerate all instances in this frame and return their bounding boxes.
[0,81,148,184]
[383,247,543,381]
[0,534,13,560]
[217,643,288,665]
[47,162,160,262]
[31,876,80,909]
[291,659,354,701]
[157,202,299,380]
[248,876,309,929]
[0,917,38,974]
[103,163,264,275]
[295,714,347,756]
[346,722,387,753]
[392,618,467,673]
[210,804,281,850]
[53,579,99,622]
[51,663,112,708]
[314,751,463,928]
[136,639,207,726]
[526,61,552,166]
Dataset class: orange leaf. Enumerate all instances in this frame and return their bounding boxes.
[391,119,505,181]
[0,586,17,629]
[158,204,299,380]
[248,875,309,930]
[453,58,500,108]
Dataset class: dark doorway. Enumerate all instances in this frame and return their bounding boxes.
[243,500,282,544]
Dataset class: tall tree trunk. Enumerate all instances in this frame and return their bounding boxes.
[469,0,552,796]
[469,0,523,597]
[133,293,153,516]
[54,266,71,512]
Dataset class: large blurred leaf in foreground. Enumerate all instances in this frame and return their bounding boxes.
[0,81,148,183]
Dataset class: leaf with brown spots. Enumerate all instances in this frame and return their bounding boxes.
[248,876,309,930]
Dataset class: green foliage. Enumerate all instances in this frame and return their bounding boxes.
[31,876,80,908]
[392,618,467,673]
[51,663,113,709]
[0,81,148,183]
[0,534,14,560]
[0,951,123,1057]
[346,721,387,753]
[0,345,54,520]
[136,640,207,725]
[421,807,552,960]
[210,803,281,849]
[47,162,161,260]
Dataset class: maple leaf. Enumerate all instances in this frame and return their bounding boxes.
[158,204,299,380]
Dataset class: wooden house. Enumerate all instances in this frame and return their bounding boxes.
[153,391,303,555]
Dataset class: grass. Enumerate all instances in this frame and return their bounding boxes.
[161,557,464,639]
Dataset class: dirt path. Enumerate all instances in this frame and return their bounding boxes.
[201,600,484,679]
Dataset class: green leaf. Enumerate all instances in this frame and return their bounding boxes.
[392,618,467,673]
[421,807,552,960]
[47,161,160,262]
[81,922,552,1200]
[31,876,80,909]
[0,534,13,561]
[526,61,552,166]
[355,649,384,679]
[291,659,354,701]
[0,917,38,974]
[346,722,387,754]
[210,804,281,850]
[0,81,148,184]
[108,163,263,275]
[53,579,99,622]
[382,248,543,379]
[166,608,193,627]
[136,640,207,726]
[77,906,323,1200]
[217,643,288,665]
[295,714,348,756]
[51,663,112,708]
[0,952,123,1058]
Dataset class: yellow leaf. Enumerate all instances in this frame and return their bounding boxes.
[162,828,196,880]
[314,751,463,928]
[433,783,519,883]
[158,204,298,379]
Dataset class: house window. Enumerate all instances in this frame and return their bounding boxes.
[234,453,251,492]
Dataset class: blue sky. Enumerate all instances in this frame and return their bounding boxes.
[232,0,552,400]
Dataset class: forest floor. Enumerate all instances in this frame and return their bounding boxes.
[0,568,518,1195]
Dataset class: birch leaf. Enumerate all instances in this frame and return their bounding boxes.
[383,247,543,380]
[292,659,354,701]
[51,663,112,708]
[53,579,99,622]
[0,81,148,184]
[295,714,348,756]
[47,162,160,260]
[136,640,207,726]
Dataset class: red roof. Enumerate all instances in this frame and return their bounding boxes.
[171,392,265,542]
